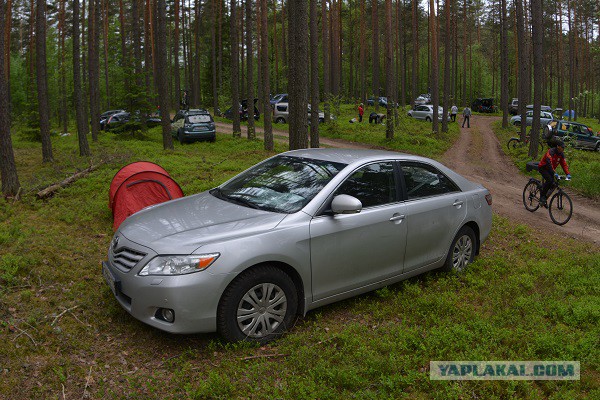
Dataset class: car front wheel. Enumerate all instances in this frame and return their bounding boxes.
[441,226,476,273]
[217,265,298,344]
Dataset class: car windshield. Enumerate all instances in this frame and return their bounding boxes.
[211,155,346,213]
[187,114,212,123]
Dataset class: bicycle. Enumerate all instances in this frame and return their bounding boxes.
[507,135,544,152]
[522,172,573,225]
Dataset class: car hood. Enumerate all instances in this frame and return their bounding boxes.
[118,191,287,254]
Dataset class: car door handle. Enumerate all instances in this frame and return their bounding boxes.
[389,214,405,222]
[453,200,464,207]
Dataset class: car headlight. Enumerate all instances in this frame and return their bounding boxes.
[138,253,220,276]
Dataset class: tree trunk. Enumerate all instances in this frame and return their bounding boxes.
[309,0,319,147]
[515,0,528,138]
[411,0,419,107]
[528,0,543,158]
[174,0,181,111]
[322,0,330,122]
[500,0,509,128]
[73,0,91,157]
[372,0,380,107]
[462,0,467,107]
[211,0,218,113]
[36,0,53,162]
[359,0,366,102]
[58,0,68,133]
[119,0,129,107]
[246,0,255,139]
[430,0,439,133]
[441,0,451,133]
[88,0,100,141]
[231,0,241,136]
[288,0,308,150]
[0,0,21,196]
[384,0,394,139]
[102,0,110,110]
[155,0,172,149]
[260,0,273,151]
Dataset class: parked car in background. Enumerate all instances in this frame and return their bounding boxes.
[414,94,431,106]
[103,111,132,131]
[544,120,600,151]
[366,97,390,107]
[526,104,553,113]
[100,109,126,130]
[171,109,216,144]
[408,105,449,122]
[508,98,519,115]
[273,102,331,124]
[269,93,288,106]
[472,98,496,113]
[510,110,554,127]
[102,148,492,343]
[224,99,260,121]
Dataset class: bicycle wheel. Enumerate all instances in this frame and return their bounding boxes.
[507,138,521,150]
[549,191,573,225]
[523,180,541,212]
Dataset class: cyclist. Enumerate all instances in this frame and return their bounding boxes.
[538,138,571,207]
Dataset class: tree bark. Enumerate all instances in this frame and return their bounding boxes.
[36,0,53,162]
[500,0,509,128]
[211,0,218,113]
[441,0,451,133]
[411,0,419,107]
[529,0,543,158]
[359,0,366,103]
[429,0,439,133]
[288,0,308,150]
[309,0,320,147]
[260,0,273,151]
[372,0,380,107]
[0,0,21,196]
[155,0,172,149]
[322,0,330,122]
[231,0,241,136]
[384,0,394,139]
[174,0,181,111]
[515,0,528,138]
[73,0,91,157]
[88,0,101,141]
[246,0,255,139]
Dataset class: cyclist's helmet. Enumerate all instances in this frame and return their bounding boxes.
[555,139,565,148]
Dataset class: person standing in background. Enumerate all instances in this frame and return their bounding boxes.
[462,106,471,128]
[358,103,364,122]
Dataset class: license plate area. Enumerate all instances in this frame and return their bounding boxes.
[102,262,121,296]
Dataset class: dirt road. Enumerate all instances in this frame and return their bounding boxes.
[215,119,600,244]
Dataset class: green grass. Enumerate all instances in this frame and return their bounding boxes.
[493,120,600,199]
[0,120,598,399]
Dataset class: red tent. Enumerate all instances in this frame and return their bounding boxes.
[109,161,184,230]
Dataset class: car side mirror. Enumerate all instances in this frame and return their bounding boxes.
[331,195,362,215]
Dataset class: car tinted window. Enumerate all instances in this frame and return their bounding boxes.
[401,163,460,199]
[213,156,346,213]
[187,114,212,123]
[335,162,396,208]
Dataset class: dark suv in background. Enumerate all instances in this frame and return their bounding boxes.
[171,109,216,144]
[544,120,600,151]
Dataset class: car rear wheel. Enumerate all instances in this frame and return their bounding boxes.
[426,116,431,122]
[275,117,286,124]
[217,265,298,344]
[441,226,476,273]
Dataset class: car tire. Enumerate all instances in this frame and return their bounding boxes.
[514,121,521,126]
[426,117,431,122]
[441,226,476,273]
[275,117,286,124]
[217,265,298,344]
[595,142,600,152]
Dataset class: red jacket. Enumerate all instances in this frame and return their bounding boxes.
[358,105,364,116]
[538,147,570,175]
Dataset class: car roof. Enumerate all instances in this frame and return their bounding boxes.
[185,109,210,114]
[282,148,431,165]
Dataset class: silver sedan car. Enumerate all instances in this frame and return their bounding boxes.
[102,149,492,343]
[408,105,449,122]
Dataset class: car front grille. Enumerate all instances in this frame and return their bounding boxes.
[111,247,147,271]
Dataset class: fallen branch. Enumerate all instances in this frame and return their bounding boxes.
[36,164,100,199]
[240,353,289,361]
[12,325,37,346]
[51,306,79,326]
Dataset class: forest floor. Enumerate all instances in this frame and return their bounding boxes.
[215,116,600,244]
